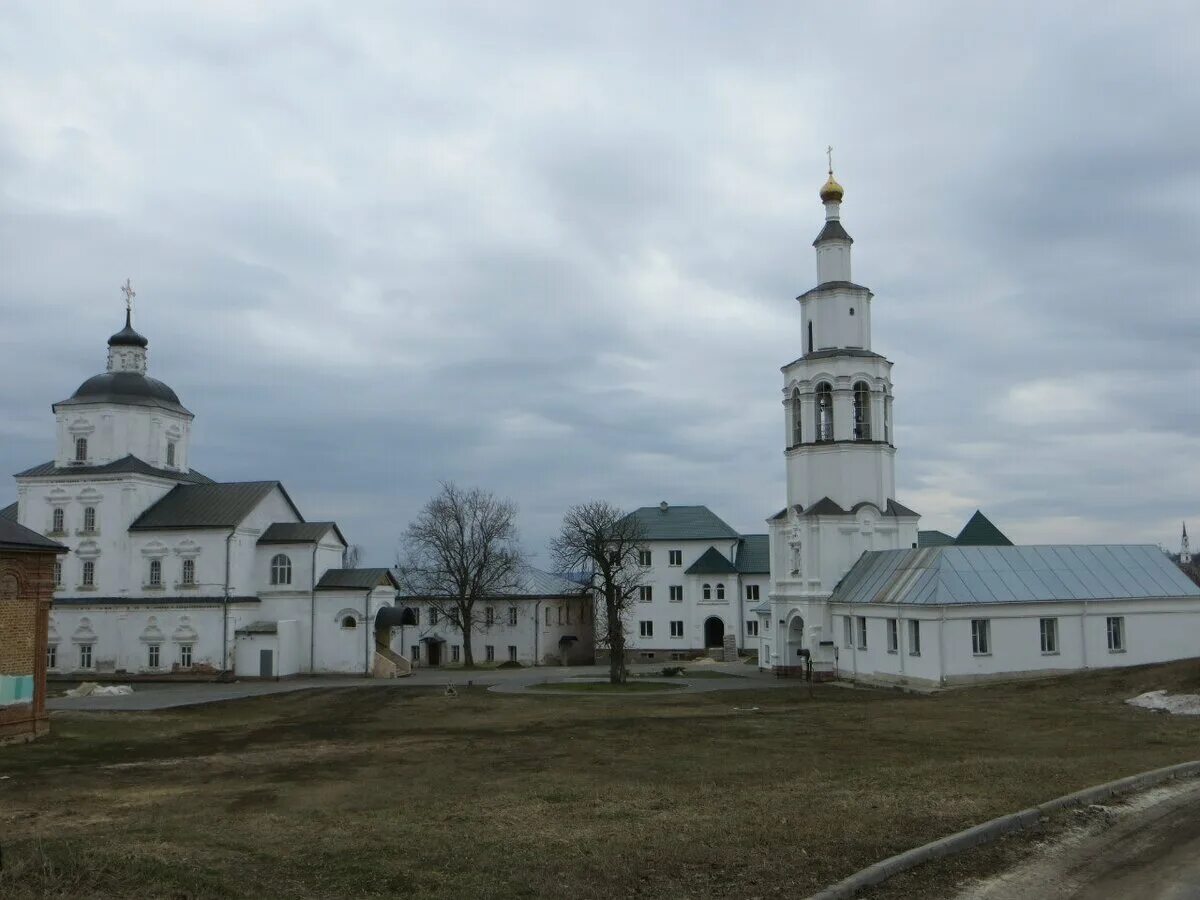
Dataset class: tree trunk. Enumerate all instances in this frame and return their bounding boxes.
[458,600,474,668]
[607,593,625,683]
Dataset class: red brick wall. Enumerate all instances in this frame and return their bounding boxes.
[0,551,56,743]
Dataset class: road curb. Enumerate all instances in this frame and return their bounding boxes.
[807,759,1200,900]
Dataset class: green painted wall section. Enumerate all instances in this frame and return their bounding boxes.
[0,674,34,706]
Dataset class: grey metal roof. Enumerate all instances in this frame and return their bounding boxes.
[316,568,399,591]
[918,529,956,547]
[736,534,770,574]
[397,565,587,599]
[259,522,346,546]
[811,221,854,246]
[685,546,739,575]
[56,371,191,416]
[0,501,16,521]
[130,481,295,530]
[751,601,771,615]
[16,455,214,485]
[235,620,277,635]
[831,545,1200,607]
[625,505,741,541]
[52,595,257,607]
[796,280,871,300]
[0,517,68,553]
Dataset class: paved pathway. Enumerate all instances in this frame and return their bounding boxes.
[952,778,1200,900]
[47,662,787,711]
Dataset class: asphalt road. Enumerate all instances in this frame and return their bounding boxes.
[954,778,1200,900]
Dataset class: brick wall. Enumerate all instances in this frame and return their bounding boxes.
[0,551,55,744]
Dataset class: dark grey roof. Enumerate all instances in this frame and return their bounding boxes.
[685,546,739,575]
[396,565,586,599]
[782,348,890,370]
[887,499,920,518]
[0,501,16,521]
[625,505,741,541]
[918,530,956,547]
[796,281,872,301]
[316,568,399,590]
[955,510,1013,546]
[56,371,191,416]
[259,522,347,546]
[108,310,148,348]
[53,595,257,607]
[812,219,854,246]
[130,481,295,530]
[804,497,849,516]
[797,497,919,519]
[831,545,1200,607]
[736,534,770,574]
[236,620,277,635]
[16,455,213,485]
[0,517,67,553]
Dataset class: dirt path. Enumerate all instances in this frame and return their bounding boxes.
[951,778,1200,899]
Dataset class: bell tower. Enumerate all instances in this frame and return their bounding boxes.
[766,157,920,666]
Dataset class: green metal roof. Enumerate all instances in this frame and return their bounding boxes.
[918,530,956,547]
[735,534,770,574]
[684,546,739,575]
[624,505,740,541]
[955,510,1013,546]
[0,501,16,521]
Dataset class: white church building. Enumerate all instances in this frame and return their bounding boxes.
[759,167,1200,685]
[1,303,406,679]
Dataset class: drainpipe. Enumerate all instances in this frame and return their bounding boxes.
[937,607,947,686]
[1080,600,1089,670]
[309,544,319,673]
[534,599,541,667]
[364,587,373,676]
[222,529,235,672]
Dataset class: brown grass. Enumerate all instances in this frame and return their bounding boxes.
[3,660,1200,899]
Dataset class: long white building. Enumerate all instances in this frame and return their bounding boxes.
[759,167,1200,684]
[2,306,404,679]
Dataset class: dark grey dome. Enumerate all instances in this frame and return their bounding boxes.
[108,310,149,348]
[56,372,191,416]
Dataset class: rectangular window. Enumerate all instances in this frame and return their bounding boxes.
[79,644,93,669]
[485,606,495,626]
[411,644,419,663]
[166,441,176,467]
[638,585,653,603]
[886,618,898,653]
[746,585,760,601]
[82,560,95,587]
[1107,616,1125,652]
[181,558,195,585]
[856,616,867,650]
[52,508,65,533]
[485,645,495,662]
[508,606,517,626]
[83,506,96,532]
[908,619,921,656]
[669,585,683,602]
[1040,617,1058,654]
[747,620,759,637]
[545,607,552,625]
[843,616,853,648]
[668,549,682,567]
[148,559,162,586]
[74,436,87,463]
[430,608,439,626]
[46,645,57,669]
[971,619,991,655]
[507,645,517,662]
[640,621,654,638]
[148,644,160,668]
[638,550,652,567]
[566,605,572,625]
[180,644,192,668]
[557,606,564,625]
[452,645,460,663]
[670,620,684,638]
[53,560,62,587]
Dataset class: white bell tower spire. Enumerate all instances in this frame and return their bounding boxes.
[1182,522,1192,565]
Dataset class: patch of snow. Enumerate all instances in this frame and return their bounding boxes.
[64,682,134,698]
[1126,690,1200,716]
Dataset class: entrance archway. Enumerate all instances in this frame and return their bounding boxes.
[787,616,805,661]
[704,616,725,648]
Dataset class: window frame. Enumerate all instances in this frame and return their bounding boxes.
[46,644,57,669]
[181,558,196,586]
[1106,616,1125,652]
[746,619,759,637]
[507,606,518,626]
[908,619,921,656]
[179,644,193,668]
[843,616,853,649]
[669,585,683,602]
[507,645,517,663]
[51,508,65,533]
[79,643,93,669]
[886,618,898,653]
[53,560,62,587]
[669,620,684,638]
[668,549,682,567]
[702,583,711,600]
[148,643,160,669]
[853,381,872,441]
[269,554,292,586]
[637,549,652,567]
[816,382,834,442]
[485,606,495,626]
[148,558,162,587]
[1039,617,1059,654]
[485,645,495,662]
[715,583,725,600]
[166,441,176,467]
[639,620,654,638]
[746,584,760,601]
[451,645,461,663]
[81,559,95,587]
[82,506,97,533]
[74,436,88,463]
[971,618,991,656]
[856,616,867,650]
[638,585,653,603]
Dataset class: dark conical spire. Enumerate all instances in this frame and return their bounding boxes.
[108,308,148,348]
[955,510,1013,546]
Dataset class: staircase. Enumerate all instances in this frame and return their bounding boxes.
[372,646,412,678]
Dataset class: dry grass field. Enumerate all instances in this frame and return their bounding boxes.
[3,661,1200,899]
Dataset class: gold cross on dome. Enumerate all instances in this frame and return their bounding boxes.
[826,145,834,175]
[121,278,136,312]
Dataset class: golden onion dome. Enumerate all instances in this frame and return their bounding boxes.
[819,173,844,203]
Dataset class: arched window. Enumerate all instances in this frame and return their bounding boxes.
[181,559,196,585]
[52,508,64,533]
[166,442,176,467]
[82,560,95,587]
[148,559,162,586]
[74,437,88,463]
[341,615,357,629]
[270,554,292,585]
[853,381,872,441]
[702,583,711,600]
[716,583,725,600]
[816,382,834,442]
[791,389,802,446]
[83,506,96,532]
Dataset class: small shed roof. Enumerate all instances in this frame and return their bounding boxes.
[0,517,68,554]
[258,522,347,546]
[685,546,739,575]
[316,568,399,591]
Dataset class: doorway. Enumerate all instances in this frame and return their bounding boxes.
[427,641,442,667]
[787,616,805,660]
[704,616,724,648]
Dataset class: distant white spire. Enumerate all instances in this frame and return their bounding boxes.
[1183,522,1192,565]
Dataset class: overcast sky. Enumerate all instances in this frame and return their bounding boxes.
[1,2,1197,566]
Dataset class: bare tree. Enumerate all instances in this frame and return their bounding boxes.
[396,482,523,668]
[550,501,646,684]
[342,544,363,569]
